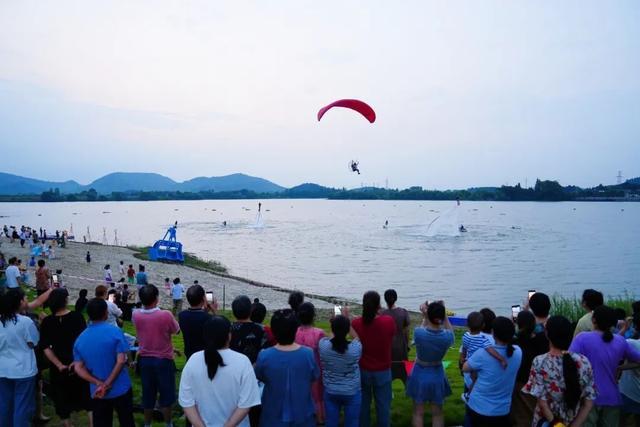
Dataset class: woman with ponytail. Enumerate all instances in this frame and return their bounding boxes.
[352,291,396,427]
[319,315,362,427]
[463,316,522,427]
[178,316,261,427]
[523,316,596,426]
[570,306,640,426]
[406,301,454,427]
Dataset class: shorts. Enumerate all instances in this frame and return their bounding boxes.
[138,357,176,409]
[127,277,134,284]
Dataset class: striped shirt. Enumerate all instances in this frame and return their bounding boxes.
[318,337,362,396]
[462,332,492,358]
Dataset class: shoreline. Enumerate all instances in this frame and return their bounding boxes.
[0,238,337,311]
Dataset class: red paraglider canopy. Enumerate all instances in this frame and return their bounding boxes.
[317,99,376,123]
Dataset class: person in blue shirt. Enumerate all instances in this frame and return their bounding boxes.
[463,316,523,427]
[406,301,454,427]
[73,298,134,427]
[255,309,319,427]
[136,264,149,288]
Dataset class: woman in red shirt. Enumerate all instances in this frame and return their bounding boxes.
[352,291,396,427]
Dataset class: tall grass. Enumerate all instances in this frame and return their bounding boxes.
[551,291,637,322]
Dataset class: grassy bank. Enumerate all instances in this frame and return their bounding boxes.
[127,245,228,275]
[551,292,637,323]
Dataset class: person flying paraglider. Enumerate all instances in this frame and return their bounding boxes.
[350,160,360,174]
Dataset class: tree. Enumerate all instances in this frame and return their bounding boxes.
[86,188,98,201]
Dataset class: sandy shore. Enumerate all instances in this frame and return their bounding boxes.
[0,237,333,310]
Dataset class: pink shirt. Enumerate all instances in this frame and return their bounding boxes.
[132,308,180,359]
[295,326,326,365]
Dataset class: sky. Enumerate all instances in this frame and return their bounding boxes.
[1,1,639,189]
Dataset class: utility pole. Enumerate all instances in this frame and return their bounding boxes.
[617,171,624,185]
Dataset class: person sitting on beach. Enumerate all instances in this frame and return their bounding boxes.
[463,316,522,427]
[573,289,604,337]
[522,315,596,427]
[179,316,261,427]
[132,285,180,427]
[295,302,327,424]
[351,291,396,427]
[73,298,134,427]
[381,289,410,386]
[569,306,640,426]
[407,301,454,427]
[255,309,320,427]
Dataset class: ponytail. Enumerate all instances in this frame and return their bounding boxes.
[202,316,231,381]
[592,306,616,343]
[330,315,351,354]
[362,291,380,325]
[204,344,225,380]
[492,316,516,358]
[562,353,581,411]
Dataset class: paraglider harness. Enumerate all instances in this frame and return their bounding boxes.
[350,161,360,175]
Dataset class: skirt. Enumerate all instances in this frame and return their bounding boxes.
[406,363,451,405]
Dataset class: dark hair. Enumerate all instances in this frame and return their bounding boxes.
[0,288,25,326]
[186,285,205,307]
[87,298,108,321]
[632,300,640,315]
[480,308,496,334]
[139,264,145,272]
[288,291,304,312]
[250,301,267,324]
[128,264,133,268]
[581,289,604,311]
[173,277,180,285]
[165,278,170,283]
[79,289,88,298]
[466,311,484,332]
[362,291,381,325]
[614,308,626,321]
[231,295,252,320]
[529,292,551,318]
[104,264,110,270]
[297,302,316,326]
[330,315,351,354]
[632,312,640,340]
[592,305,616,342]
[8,257,17,265]
[516,310,536,340]
[37,259,45,267]
[492,316,516,357]
[271,309,299,345]
[95,285,108,298]
[427,301,446,325]
[139,285,159,307]
[545,316,581,411]
[383,289,398,308]
[48,288,69,313]
[203,316,230,380]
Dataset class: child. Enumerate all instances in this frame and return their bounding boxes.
[118,260,125,276]
[171,278,184,315]
[459,311,506,401]
[164,277,171,296]
[103,264,113,285]
[126,264,135,284]
[85,251,91,263]
[48,245,55,259]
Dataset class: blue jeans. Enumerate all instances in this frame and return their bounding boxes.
[0,376,36,427]
[360,369,392,427]
[324,391,361,427]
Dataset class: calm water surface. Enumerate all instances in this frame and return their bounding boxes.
[1,200,638,314]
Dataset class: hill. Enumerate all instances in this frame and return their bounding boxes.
[0,172,82,195]
[0,171,285,194]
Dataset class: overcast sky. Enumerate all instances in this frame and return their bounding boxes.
[1,1,639,189]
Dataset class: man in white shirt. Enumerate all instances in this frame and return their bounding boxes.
[4,257,23,289]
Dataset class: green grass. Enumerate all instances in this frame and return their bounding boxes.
[550,292,637,323]
[127,245,228,275]
[33,294,466,426]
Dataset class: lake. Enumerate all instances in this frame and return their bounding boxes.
[1,199,638,314]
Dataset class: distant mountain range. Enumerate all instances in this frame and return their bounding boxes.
[0,172,285,195]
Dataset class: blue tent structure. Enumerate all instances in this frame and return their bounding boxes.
[148,223,184,263]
